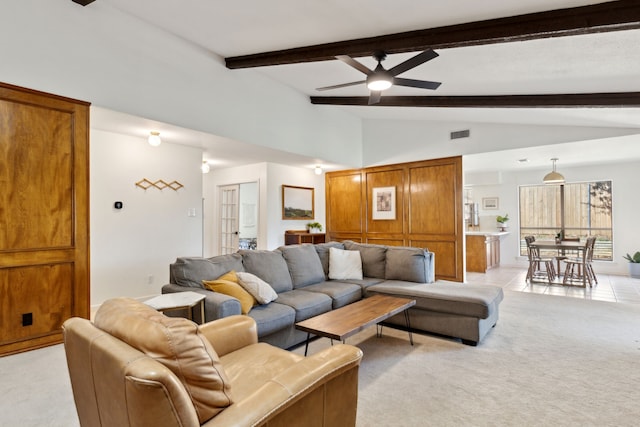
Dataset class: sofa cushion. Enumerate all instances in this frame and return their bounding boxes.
[94,298,232,424]
[343,241,387,279]
[275,289,333,322]
[302,280,363,309]
[314,241,345,279]
[202,279,256,314]
[366,281,504,319]
[246,302,296,337]
[240,250,293,293]
[329,247,363,280]
[170,254,244,288]
[280,244,326,288]
[385,246,434,283]
[236,272,278,305]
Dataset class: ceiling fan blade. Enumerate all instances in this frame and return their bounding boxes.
[316,80,366,91]
[368,90,382,105]
[387,49,439,77]
[336,55,373,75]
[393,77,442,90]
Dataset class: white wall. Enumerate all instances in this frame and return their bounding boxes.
[266,163,326,249]
[204,162,326,255]
[362,119,639,167]
[204,163,268,256]
[465,159,640,275]
[90,130,203,306]
[0,0,363,168]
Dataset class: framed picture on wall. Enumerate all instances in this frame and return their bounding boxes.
[372,186,396,220]
[482,197,499,210]
[282,185,314,220]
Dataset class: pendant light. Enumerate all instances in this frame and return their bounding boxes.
[543,158,565,184]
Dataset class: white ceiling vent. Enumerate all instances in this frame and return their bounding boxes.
[450,129,470,140]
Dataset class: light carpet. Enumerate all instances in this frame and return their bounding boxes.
[296,290,640,427]
[2,290,639,426]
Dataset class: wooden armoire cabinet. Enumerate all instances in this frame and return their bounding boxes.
[0,82,90,356]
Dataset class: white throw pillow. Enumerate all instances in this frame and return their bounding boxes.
[236,272,278,304]
[329,247,363,280]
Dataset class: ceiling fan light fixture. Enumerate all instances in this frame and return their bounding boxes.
[543,158,565,184]
[366,74,392,91]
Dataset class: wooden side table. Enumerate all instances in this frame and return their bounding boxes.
[144,291,206,324]
[284,230,326,245]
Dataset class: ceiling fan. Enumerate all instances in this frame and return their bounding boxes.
[316,49,442,105]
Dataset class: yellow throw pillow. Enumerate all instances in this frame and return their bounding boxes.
[202,278,256,314]
[217,270,239,283]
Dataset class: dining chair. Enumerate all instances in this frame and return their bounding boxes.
[525,236,556,284]
[554,236,581,274]
[562,236,598,287]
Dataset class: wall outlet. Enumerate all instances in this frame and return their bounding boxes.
[147,275,154,285]
[188,208,196,217]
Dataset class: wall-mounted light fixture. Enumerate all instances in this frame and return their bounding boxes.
[314,165,323,175]
[543,158,565,184]
[201,161,210,174]
[148,131,161,147]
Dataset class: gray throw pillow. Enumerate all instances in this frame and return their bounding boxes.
[280,245,326,288]
[240,250,293,293]
[385,246,432,283]
[343,241,387,278]
[170,254,244,288]
[314,242,345,279]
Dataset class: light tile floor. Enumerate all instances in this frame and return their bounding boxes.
[465,266,640,304]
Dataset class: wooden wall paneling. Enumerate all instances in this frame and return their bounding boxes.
[407,158,464,281]
[325,170,364,241]
[0,82,90,355]
[325,156,464,282]
[412,239,459,280]
[365,238,406,246]
[365,168,405,235]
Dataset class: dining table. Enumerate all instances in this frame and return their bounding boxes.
[529,240,588,286]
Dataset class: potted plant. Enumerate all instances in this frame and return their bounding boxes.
[623,252,640,278]
[496,214,509,231]
[306,222,323,233]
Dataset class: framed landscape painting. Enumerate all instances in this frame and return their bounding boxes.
[282,185,314,220]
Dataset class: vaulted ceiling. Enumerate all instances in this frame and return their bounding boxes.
[97,0,640,170]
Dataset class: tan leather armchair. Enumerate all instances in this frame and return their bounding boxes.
[63,298,362,427]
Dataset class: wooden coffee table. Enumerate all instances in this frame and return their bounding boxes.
[295,294,416,355]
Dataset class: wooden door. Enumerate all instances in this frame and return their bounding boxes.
[0,82,90,355]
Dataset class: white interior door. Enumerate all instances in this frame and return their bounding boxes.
[219,184,239,255]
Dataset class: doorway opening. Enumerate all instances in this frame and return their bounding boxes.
[218,182,258,255]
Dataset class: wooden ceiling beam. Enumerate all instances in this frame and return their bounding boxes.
[225,0,640,69]
[309,93,640,108]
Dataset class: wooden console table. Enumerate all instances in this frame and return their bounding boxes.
[285,230,326,245]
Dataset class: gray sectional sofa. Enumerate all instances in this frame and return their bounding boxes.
[162,241,503,348]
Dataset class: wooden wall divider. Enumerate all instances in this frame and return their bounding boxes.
[325,156,464,282]
[0,82,90,355]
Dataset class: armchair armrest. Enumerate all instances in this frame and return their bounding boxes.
[206,344,363,427]
[199,315,258,357]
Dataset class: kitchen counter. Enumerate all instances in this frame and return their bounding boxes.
[465,232,509,273]
[465,231,510,237]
